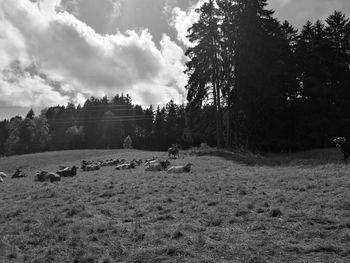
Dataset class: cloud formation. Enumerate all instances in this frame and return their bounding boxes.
[171,0,208,47]
[0,0,187,114]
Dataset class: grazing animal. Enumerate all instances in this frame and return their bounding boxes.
[167,163,193,174]
[333,137,350,164]
[168,146,179,159]
[12,169,27,178]
[36,171,61,182]
[0,172,6,178]
[57,166,77,177]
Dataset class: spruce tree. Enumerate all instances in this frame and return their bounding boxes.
[185,0,224,148]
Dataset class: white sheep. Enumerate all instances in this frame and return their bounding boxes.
[145,162,164,171]
[116,163,135,170]
[145,160,170,172]
[36,171,61,182]
[167,163,193,174]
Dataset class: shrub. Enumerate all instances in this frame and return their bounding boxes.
[123,135,133,149]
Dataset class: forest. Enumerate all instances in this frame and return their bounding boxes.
[1,0,350,156]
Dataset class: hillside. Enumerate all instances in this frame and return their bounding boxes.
[0,149,350,262]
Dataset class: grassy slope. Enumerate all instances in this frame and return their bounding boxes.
[0,148,350,263]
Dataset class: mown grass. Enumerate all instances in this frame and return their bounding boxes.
[0,148,350,262]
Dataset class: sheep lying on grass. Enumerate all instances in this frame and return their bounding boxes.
[57,166,77,177]
[116,163,136,170]
[333,137,350,164]
[131,159,143,166]
[12,169,27,178]
[81,160,101,171]
[167,163,193,174]
[85,164,100,171]
[36,171,61,182]
[100,159,119,167]
[144,157,157,164]
[145,160,170,171]
[0,172,7,183]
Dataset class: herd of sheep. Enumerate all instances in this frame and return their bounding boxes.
[2,139,350,184]
[0,146,192,184]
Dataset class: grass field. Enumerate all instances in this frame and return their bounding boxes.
[0,148,350,262]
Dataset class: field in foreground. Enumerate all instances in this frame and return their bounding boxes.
[0,148,350,263]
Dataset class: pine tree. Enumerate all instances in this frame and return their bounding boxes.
[185,0,224,148]
[225,0,291,149]
[153,106,166,150]
[26,109,35,120]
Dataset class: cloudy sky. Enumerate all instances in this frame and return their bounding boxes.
[0,0,349,119]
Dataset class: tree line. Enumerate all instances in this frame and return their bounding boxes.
[1,0,350,155]
[0,95,191,156]
[185,0,350,151]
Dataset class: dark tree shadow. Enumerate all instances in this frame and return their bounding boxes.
[189,148,344,167]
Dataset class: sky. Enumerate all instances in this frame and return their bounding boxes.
[0,0,349,119]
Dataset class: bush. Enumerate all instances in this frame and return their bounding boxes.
[123,135,133,149]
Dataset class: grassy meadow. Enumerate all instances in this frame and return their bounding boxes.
[0,148,350,262]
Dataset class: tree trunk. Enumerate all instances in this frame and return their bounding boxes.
[225,103,231,148]
[212,36,224,149]
[212,82,221,149]
[216,81,224,148]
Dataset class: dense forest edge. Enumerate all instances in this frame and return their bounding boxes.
[1,0,350,156]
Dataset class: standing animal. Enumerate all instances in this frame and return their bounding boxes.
[333,137,350,164]
[168,146,179,159]
[12,169,27,178]
[167,163,193,173]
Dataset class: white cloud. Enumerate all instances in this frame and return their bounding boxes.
[171,0,208,47]
[59,0,122,34]
[0,73,70,108]
[0,0,187,111]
